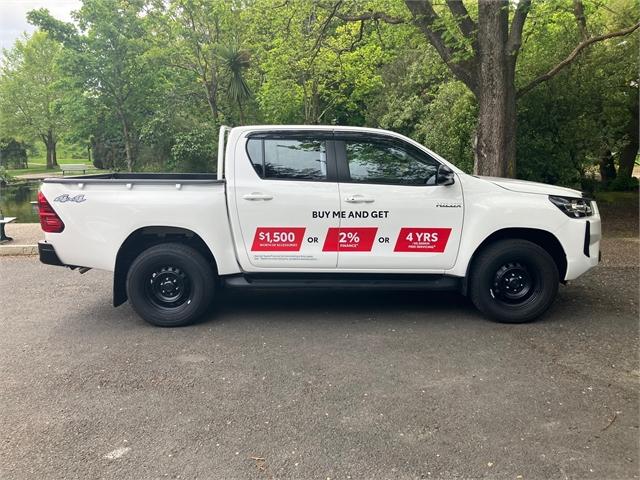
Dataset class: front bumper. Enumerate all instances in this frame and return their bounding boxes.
[556,210,601,281]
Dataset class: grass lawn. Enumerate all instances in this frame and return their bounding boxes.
[593,190,639,204]
[594,190,639,238]
[6,156,94,177]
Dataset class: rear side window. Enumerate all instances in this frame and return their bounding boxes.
[247,138,327,181]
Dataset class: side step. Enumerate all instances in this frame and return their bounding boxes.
[221,273,462,291]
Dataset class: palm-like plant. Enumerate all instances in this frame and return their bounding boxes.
[216,43,251,124]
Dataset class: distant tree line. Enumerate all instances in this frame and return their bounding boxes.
[0,0,638,191]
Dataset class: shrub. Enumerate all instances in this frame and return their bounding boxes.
[608,175,639,192]
[169,129,217,173]
[0,138,28,169]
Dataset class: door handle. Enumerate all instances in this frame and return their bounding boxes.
[242,192,273,201]
[345,194,374,203]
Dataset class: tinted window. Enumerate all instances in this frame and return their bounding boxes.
[247,138,327,181]
[345,140,439,186]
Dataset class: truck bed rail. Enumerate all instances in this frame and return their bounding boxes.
[42,173,225,185]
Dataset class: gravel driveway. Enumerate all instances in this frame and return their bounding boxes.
[1,249,638,479]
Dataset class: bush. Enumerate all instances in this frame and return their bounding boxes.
[608,175,639,192]
[169,129,217,173]
[0,138,28,169]
[91,137,126,170]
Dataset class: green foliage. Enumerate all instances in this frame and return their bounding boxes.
[0,31,66,161]
[608,175,639,192]
[515,0,639,188]
[0,138,28,168]
[244,0,410,125]
[0,0,635,183]
[169,128,216,173]
[367,49,476,171]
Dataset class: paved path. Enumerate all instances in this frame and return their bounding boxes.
[0,254,638,479]
[1,223,43,245]
[13,172,63,180]
[0,223,42,255]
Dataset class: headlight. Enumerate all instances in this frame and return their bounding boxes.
[549,195,593,218]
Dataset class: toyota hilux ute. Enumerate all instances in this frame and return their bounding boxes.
[37,125,600,327]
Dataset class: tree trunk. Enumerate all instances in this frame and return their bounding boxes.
[474,0,516,177]
[46,146,53,169]
[599,149,616,184]
[205,73,219,125]
[43,130,55,170]
[238,99,245,125]
[122,122,134,172]
[118,111,135,172]
[617,96,639,179]
[52,141,58,168]
[207,91,219,124]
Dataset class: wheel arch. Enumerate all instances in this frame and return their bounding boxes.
[113,226,218,307]
[461,227,567,295]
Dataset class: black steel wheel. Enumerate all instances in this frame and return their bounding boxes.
[126,243,215,327]
[470,239,559,323]
[146,266,191,309]
[490,262,537,305]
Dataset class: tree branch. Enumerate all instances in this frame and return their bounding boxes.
[311,0,343,64]
[405,0,478,94]
[335,11,405,24]
[506,0,531,58]
[518,21,640,97]
[446,0,477,40]
[573,0,589,41]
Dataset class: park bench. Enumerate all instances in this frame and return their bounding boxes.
[62,164,90,176]
[0,216,16,243]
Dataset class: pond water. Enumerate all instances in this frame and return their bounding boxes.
[0,181,40,223]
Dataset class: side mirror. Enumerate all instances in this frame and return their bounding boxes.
[437,165,455,186]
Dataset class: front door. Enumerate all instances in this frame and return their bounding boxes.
[333,134,464,271]
[233,131,340,270]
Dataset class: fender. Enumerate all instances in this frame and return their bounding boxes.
[112,226,218,307]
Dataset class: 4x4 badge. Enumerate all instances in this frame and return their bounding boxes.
[54,194,86,203]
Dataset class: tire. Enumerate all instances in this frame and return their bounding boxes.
[469,239,559,323]
[126,243,215,327]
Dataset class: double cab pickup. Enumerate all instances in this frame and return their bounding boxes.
[37,125,601,326]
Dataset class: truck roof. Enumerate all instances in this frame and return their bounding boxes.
[232,124,400,135]
[228,125,459,174]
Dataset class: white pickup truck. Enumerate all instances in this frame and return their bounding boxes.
[37,125,601,327]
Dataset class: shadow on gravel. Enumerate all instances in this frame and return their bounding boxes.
[216,288,476,320]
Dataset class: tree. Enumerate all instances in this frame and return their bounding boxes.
[0,138,28,169]
[510,0,639,188]
[339,0,640,177]
[29,0,157,172]
[150,0,241,125]
[365,48,477,173]
[0,31,66,169]
[217,42,252,124]
[243,0,403,125]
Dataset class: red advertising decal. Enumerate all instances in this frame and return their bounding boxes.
[394,228,452,253]
[322,227,378,252]
[251,227,306,251]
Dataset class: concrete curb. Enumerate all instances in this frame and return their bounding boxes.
[0,245,38,256]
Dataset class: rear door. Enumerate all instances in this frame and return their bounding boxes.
[232,130,340,270]
[333,133,464,270]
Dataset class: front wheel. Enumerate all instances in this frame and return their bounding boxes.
[126,243,215,327]
[469,239,559,323]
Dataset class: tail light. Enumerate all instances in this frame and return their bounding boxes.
[38,191,65,233]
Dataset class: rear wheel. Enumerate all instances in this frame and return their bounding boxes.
[126,243,215,327]
[469,239,559,323]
